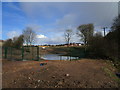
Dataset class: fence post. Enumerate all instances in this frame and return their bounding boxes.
[37,46,39,61]
[31,46,33,60]
[4,47,7,59]
[60,56,62,60]
[22,46,24,60]
[70,56,71,61]
[10,47,12,59]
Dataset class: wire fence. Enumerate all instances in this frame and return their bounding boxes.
[2,46,40,61]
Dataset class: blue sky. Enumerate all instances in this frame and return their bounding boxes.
[2,2,118,44]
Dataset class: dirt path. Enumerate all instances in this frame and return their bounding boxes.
[2,59,119,88]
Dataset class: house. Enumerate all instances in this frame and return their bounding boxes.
[63,43,84,47]
[0,40,4,46]
[69,43,82,46]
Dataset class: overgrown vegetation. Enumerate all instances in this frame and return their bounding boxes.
[3,35,24,49]
[85,15,120,72]
[49,46,85,58]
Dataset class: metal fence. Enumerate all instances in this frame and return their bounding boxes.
[2,46,40,61]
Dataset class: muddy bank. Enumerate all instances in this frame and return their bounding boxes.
[2,59,120,88]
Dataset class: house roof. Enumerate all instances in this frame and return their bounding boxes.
[0,40,4,42]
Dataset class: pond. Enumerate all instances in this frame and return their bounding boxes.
[40,54,79,60]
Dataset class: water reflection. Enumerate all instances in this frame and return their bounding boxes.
[40,54,79,60]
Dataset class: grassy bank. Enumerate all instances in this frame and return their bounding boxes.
[45,46,86,58]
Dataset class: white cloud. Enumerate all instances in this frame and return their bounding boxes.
[36,34,47,39]
[36,36,65,45]
[35,29,81,45]
[5,3,21,11]
[94,28,110,36]
[7,30,21,39]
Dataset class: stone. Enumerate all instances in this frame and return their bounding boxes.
[58,81,63,85]
[52,76,55,78]
[34,86,37,88]
[38,80,40,83]
[28,77,31,80]
[55,86,57,88]
[14,80,16,84]
[65,74,69,77]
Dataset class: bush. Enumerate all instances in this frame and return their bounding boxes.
[87,30,119,60]
[3,39,13,47]
[3,35,24,49]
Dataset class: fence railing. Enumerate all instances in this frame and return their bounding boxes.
[2,46,40,61]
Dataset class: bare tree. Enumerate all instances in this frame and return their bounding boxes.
[22,27,36,46]
[64,29,73,46]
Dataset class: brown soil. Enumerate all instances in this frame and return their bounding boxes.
[2,59,119,88]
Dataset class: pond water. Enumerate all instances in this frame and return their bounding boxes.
[40,54,79,60]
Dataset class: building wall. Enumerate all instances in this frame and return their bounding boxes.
[0,42,3,46]
[0,40,4,46]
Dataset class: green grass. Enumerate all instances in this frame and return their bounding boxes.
[49,46,86,58]
[112,59,120,72]
[103,62,120,86]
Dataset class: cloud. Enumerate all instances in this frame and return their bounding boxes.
[36,35,80,45]
[36,34,47,38]
[19,3,50,19]
[5,3,21,11]
[26,24,41,32]
[55,2,118,28]
[3,11,26,26]
[36,36,65,45]
[19,2,69,20]
[55,14,78,28]
[3,2,118,44]
[6,30,21,39]
[35,29,81,45]
[18,2,118,28]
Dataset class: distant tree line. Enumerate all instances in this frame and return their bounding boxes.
[64,15,119,61]
[3,27,36,49]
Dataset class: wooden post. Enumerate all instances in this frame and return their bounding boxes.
[60,56,62,60]
[37,46,39,61]
[4,47,7,59]
[22,46,24,60]
[32,46,33,60]
[70,56,71,61]
[10,47,12,59]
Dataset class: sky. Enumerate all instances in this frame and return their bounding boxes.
[1,2,118,45]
